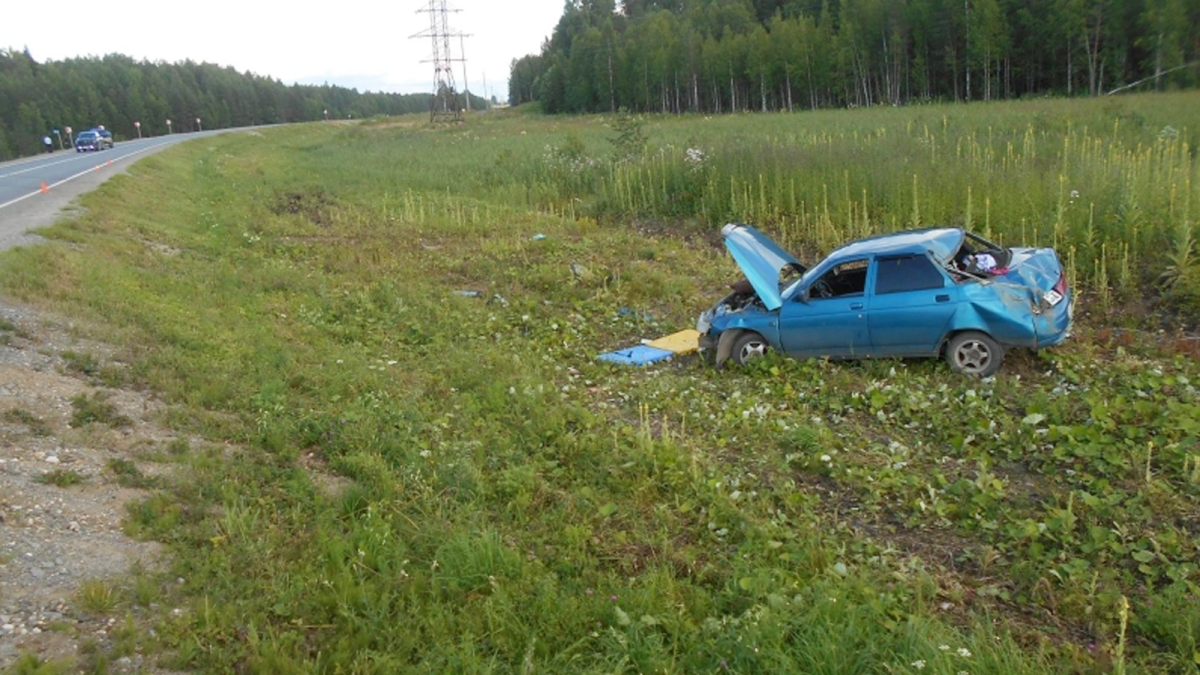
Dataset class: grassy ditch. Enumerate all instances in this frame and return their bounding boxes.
[0,102,1197,673]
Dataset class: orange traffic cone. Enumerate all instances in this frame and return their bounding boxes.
[106,159,113,167]
[40,181,48,193]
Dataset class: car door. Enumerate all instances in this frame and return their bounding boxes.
[868,254,958,356]
[778,258,871,358]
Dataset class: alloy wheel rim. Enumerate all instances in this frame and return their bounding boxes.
[740,341,766,362]
[955,340,991,373]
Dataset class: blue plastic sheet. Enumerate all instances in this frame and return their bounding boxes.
[597,345,675,366]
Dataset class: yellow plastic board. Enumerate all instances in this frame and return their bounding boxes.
[647,329,701,354]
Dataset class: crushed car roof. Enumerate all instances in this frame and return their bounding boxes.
[828,227,964,262]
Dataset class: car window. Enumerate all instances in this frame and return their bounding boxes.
[810,258,868,299]
[874,255,945,294]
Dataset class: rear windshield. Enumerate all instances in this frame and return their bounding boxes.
[951,232,1012,273]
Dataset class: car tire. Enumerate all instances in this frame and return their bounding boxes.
[731,331,769,366]
[945,331,1004,377]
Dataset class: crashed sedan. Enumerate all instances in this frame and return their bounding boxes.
[697,224,1072,377]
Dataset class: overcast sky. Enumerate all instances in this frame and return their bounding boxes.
[2,0,564,102]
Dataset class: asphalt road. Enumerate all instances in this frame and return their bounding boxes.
[0,130,240,253]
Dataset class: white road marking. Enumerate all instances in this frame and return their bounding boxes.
[0,141,175,180]
[0,154,93,180]
[0,142,169,212]
[0,153,62,174]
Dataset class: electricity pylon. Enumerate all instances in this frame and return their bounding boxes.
[411,0,470,123]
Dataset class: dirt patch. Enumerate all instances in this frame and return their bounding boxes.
[361,118,428,131]
[270,190,336,227]
[629,218,722,250]
[0,297,187,673]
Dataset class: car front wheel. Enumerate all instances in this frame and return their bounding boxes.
[946,331,1003,377]
[731,331,769,366]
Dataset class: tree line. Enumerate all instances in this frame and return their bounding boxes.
[508,0,1200,114]
[0,48,485,159]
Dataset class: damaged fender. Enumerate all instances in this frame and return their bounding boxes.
[714,329,743,367]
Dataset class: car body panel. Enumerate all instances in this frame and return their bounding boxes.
[830,227,962,264]
[699,224,1073,373]
[869,283,958,356]
[779,294,870,356]
[949,286,1039,346]
[722,223,804,311]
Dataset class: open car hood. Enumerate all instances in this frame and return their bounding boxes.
[722,223,804,311]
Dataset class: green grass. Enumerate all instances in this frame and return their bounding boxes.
[59,349,125,387]
[106,458,160,489]
[60,349,101,376]
[0,655,71,675]
[68,392,132,429]
[75,579,121,614]
[34,468,88,487]
[0,99,1196,673]
[3,407,52,436]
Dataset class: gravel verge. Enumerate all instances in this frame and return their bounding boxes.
[1,296,187,673]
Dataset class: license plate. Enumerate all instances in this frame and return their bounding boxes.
[1044,289,1064,306]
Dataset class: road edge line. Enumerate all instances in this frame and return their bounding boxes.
[0,142,170,212]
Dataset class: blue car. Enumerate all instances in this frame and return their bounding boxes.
[697,224,1073,376]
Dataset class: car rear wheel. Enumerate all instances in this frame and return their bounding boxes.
[946,331,1003,377]
[731,331,769,366]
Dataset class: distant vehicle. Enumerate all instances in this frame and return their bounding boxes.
[698,224,1073,377]
[74,128,113,152]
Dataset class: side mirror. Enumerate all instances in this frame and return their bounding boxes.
[796,288,810,303]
